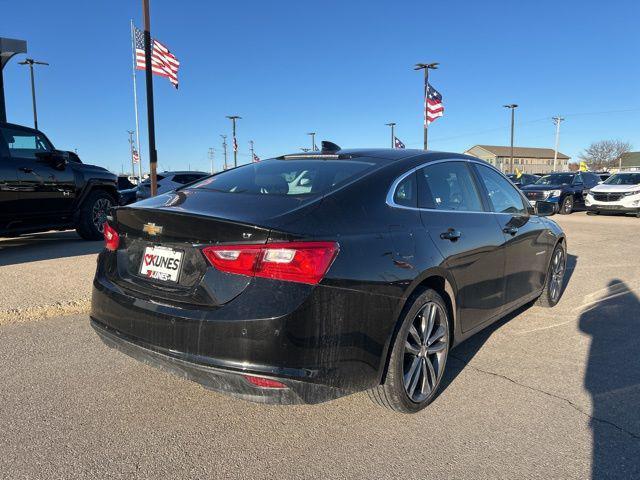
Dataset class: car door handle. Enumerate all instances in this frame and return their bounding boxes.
[19,167,33,173]
[503,226,518,235]
[440,229,462,241]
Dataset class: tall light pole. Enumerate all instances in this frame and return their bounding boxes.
[307,132,316,151]
[208,147,215,174]
[249,140,254,162]
[220,134,228,170]
[503,104,518,173]
[385,122,396,148]
[226,115,241,167]
[17,58,48,129]
[552,116,564,172]
[414,62,439,150]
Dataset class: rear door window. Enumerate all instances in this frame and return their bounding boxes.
[189,159,375,197]
[417,161,484,212]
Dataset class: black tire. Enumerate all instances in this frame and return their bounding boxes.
[559,195,573,215]
[536,242,567,308]
[76,190,115,240]
[368,289,450,413]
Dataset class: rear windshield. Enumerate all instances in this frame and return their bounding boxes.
[188,159,375,196]
[603,173,640,185]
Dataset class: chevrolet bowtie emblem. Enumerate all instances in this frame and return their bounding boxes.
[142,223,163,236]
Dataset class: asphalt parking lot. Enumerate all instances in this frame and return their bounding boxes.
[1,212,639,479]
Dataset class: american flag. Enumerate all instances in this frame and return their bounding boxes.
[132,149,139,163]
[394,137,406,149]
[134,26,180,89]
[425,82,444,126]
[252,153,260,162]
[233,137,238,153]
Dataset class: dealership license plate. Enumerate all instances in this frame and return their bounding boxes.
[139,246,183,282]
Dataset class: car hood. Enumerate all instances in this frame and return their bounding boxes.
[521,184,567,191]
[590,183,640,193]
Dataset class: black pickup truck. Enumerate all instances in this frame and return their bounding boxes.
[0,122,117,240]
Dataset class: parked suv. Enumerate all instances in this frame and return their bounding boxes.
[0,122,118,240]
[135,171,210,200]
[585,172,640,217]
[520,171,600,214]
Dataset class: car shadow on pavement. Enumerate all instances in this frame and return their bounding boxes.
[579,280,640,479]
[0,230,102,267]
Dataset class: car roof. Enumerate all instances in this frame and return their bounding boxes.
[277,148,483,166]
[159,171,209,175]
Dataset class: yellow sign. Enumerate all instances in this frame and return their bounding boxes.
[515,167,523,179]
[579,161,588,172]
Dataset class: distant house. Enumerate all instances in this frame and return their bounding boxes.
[618,151,640,171]
[464,145,570,174]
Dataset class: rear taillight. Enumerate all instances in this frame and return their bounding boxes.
[103,222,120,251]
[243,375,287,389]
[202,241,339,285]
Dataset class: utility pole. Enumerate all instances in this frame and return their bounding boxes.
[414,62,439,150]
[226,115,241,167]
[127,130,135,179]
[503,104,518,173]
[141,0,158,196]
[307,132,316,151]
[385,122,396,148]
[249,140,254,162]
[220,134,228,170]
[17,58,48,129]
[552,116,564,172]
[208,147,215,174]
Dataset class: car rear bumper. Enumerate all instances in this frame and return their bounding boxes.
[91,317,344,404]
[90,254,398,403]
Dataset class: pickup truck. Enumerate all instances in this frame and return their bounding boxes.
[0,122,118,240]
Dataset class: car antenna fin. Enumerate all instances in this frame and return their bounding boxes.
[321,141,341,153]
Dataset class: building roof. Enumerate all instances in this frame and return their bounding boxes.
[620,151,640,167]
[469,145,570,160]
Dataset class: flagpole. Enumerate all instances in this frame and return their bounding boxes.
[130,19,143,182]
[414,62,439,150]
[142,0,158,196]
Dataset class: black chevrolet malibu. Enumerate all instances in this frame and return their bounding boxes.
[91,144,567,413]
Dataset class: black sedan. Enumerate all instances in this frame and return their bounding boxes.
[91,145,567,413]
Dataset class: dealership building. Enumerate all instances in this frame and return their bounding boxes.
[464,145,570,174]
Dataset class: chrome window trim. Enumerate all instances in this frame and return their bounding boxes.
[386,158,511,215]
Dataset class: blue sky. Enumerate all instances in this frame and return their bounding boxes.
[3,0,639,174]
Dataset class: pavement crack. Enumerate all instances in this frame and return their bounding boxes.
[449,353,640,441]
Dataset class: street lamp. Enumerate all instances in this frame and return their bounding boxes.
[414,62,439,150]
[226,115,241,167]
[18,58,49,130]
[307,132,316,151]
[503,104,518,173]
[385,122,396,148]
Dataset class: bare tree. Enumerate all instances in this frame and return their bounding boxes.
[579,140,632,170]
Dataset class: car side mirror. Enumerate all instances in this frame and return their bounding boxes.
[535,202,555,216]
[36,150,68,170]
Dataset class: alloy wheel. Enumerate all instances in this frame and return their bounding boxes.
[403,301,449,403]
[549,248,566,302]
[92,198,112,233]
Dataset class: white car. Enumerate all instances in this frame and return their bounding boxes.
[585,172,640,217]
[136,171,210,200]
